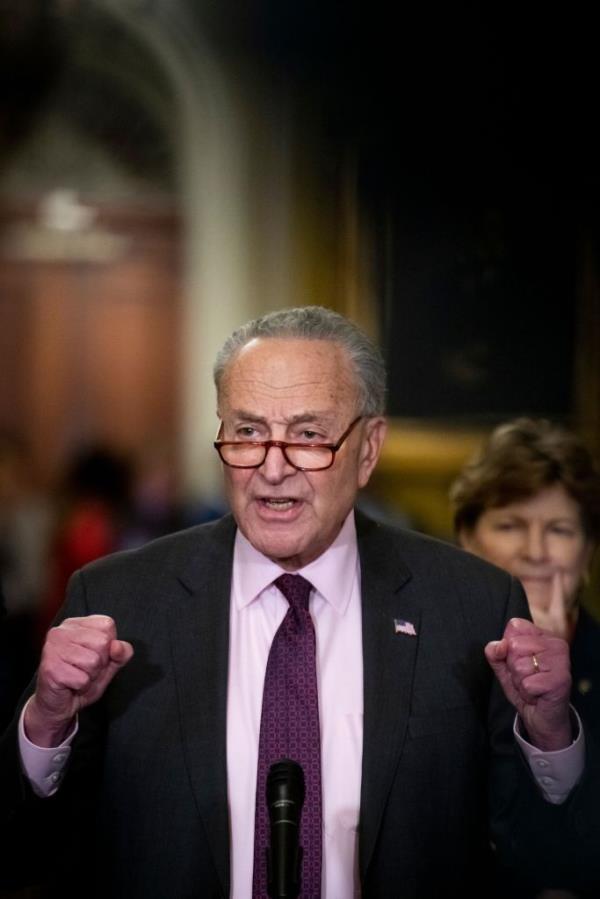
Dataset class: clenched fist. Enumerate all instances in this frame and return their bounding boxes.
[24,615,134,747]
[485,617,572,751]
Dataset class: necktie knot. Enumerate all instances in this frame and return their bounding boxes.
[274,573,312,613]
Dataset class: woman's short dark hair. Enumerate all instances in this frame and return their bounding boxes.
[450,418,600,540]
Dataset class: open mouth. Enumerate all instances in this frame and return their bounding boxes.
[260,498,297,511]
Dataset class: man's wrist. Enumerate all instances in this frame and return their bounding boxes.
[525,725,573,752]
[24,696,76,748]
[514,708,584,804]
[520,707,574,751]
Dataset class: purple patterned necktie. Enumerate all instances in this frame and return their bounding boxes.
[253,574,322,898]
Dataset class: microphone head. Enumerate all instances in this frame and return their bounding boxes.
[266,759,305,820]
[265,759,305,897]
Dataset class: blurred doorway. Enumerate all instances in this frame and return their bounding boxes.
[0,200,181,489]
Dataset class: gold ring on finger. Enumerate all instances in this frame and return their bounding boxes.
[532,653,540,674]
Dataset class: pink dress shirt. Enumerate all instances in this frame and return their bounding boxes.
[227,512,363,898]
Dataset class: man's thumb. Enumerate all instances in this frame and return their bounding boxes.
[484,639,507,668]
[109,639,134,667]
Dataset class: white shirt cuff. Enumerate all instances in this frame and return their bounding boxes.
[18,698,78,798]
[514,708,585,804]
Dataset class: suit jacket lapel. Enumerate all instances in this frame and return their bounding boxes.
[356,512,421,880]
[167,515,237,898]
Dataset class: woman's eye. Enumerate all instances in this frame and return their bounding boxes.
[550,525,575,537]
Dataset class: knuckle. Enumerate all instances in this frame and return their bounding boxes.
[88,652,107,677]
[37,658,55,683]
[92,614,116,630]
[93,617,117,640]
[59,617,85,632]
[46,625,64,646]
[74,669,91,691]
[514,659,529,677]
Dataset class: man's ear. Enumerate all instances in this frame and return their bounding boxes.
[358,417,387,488]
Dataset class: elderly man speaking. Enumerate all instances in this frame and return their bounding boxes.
[1,307,597,898]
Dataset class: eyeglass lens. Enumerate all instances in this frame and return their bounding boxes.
[219,442,333,470]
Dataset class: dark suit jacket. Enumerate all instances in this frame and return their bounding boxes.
[1,513,599,897]
[571,606,600,746]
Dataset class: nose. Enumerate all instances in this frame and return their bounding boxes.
[258,443,295,483]
[522,525,548,563]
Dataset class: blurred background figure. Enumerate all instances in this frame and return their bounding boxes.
[38,444,133,639]
[1,436,190,736]
[120,444,183,549]
[0,434,53,731]
[450,418,600,743]
[450,418,600,898]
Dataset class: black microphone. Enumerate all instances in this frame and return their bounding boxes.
[266,759,305,899]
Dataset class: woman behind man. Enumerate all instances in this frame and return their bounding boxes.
[451,418,600,898]
[450,417,600,742]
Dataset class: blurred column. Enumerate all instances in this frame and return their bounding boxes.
[98,0,375,504]
[99,0,255,500]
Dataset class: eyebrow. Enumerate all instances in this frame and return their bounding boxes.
[229,410,335,426]
[491,511,579,524]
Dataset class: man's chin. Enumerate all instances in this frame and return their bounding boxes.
[250,531,325,570]
[262,538,304,566]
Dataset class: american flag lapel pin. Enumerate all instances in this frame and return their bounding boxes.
[394,618,417,637]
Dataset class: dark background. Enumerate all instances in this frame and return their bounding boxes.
[210,1,598,419]
[1,1,598,422]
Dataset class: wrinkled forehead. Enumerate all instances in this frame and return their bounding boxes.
[217,337,360,413]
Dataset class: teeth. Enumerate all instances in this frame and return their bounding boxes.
[264,499,295,509]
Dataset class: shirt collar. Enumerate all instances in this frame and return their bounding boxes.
[232,511,359,615]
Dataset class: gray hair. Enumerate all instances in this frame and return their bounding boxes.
[213,306,387,416]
